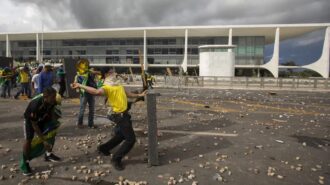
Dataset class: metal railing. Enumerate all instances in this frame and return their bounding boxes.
[128,75,330,90]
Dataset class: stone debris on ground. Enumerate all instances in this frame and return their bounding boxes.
[0,89,329,184]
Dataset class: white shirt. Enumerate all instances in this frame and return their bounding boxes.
[31,73,40,89]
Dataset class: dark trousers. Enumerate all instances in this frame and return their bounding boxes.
[100,113,136,162]
[78,94,95,127]
[59,81,66,97]
[15,82,31,98]
[1,81,11,98]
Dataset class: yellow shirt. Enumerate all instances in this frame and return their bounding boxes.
[20,71,29,83]
[102,85,127,113]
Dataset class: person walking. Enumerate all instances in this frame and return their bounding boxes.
[70,80,147,171]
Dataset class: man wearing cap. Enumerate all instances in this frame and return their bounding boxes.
[31,66,43,96]
[38,62,54,94]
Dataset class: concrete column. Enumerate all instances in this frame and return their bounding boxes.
[228,28,233,52]
[181,29,188,73]
[40,32,43,63]
[5,34,11,57]
[146,90,160,166]
[143,30,147,71]
[36,33,40,62]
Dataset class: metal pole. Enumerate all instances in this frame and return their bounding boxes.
[146,90,160,166]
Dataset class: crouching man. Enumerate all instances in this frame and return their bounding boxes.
[20,87,62,176]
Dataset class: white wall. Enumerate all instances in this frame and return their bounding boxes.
[199,51,235,77]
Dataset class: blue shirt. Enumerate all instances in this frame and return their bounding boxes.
[39,71,54,93]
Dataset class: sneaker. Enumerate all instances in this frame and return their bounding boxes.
[22,163,33,176]
[111,160,124,171]
[45,153,61,162]
[97,146,110,156]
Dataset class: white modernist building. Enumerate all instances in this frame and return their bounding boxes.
[0,23,329,78]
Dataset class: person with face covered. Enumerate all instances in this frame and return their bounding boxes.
[21,87,61,176]
[71,80,147,171]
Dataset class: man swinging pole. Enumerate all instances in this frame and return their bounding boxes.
[71,81,147,171]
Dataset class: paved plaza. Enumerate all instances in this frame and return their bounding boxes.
[0,87,329,185]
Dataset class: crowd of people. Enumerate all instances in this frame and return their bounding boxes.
[8,59,148,176]
[0,62,67,99]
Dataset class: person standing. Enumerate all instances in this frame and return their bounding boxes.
[14,66,32,99]
[74,59,97,129]
[56,65,66,97]
[146,73,155,89]
[70,81,146,171]
[0,67,12,98]
[38,63,54,94]
[31,66,43,97]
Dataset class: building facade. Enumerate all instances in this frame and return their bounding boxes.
[0,23,329,78]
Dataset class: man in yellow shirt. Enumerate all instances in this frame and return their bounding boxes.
[71,82,146,171]
[15,66,32,99]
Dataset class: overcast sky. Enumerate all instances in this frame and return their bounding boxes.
[0,0,329,32]
[0,0,329,65]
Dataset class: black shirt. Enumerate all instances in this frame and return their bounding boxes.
[24,96,55,123]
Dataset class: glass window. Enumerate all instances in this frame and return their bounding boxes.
[148,48,154,54]
[155,48,161,54]
[192,48,198,54]
[176,48,183,54]
[207,38,214,44]
[255,47,263,56]
[169,48,176,54]
[120,40,126,45]
[126,40,133,45]
[126,50,132,54]
[168,39,176,45]
[162,48,168,54]
[163,39,168,45]
[237,47,246,55]
[43,50,51,55]
[112,40,119,45]
[29,50,36,55]
[134,39,142,45]
[147,39,154,45]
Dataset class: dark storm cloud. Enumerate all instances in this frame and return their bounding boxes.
[10,0,330,30]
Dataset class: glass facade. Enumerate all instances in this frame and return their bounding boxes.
[0,36,264,65]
